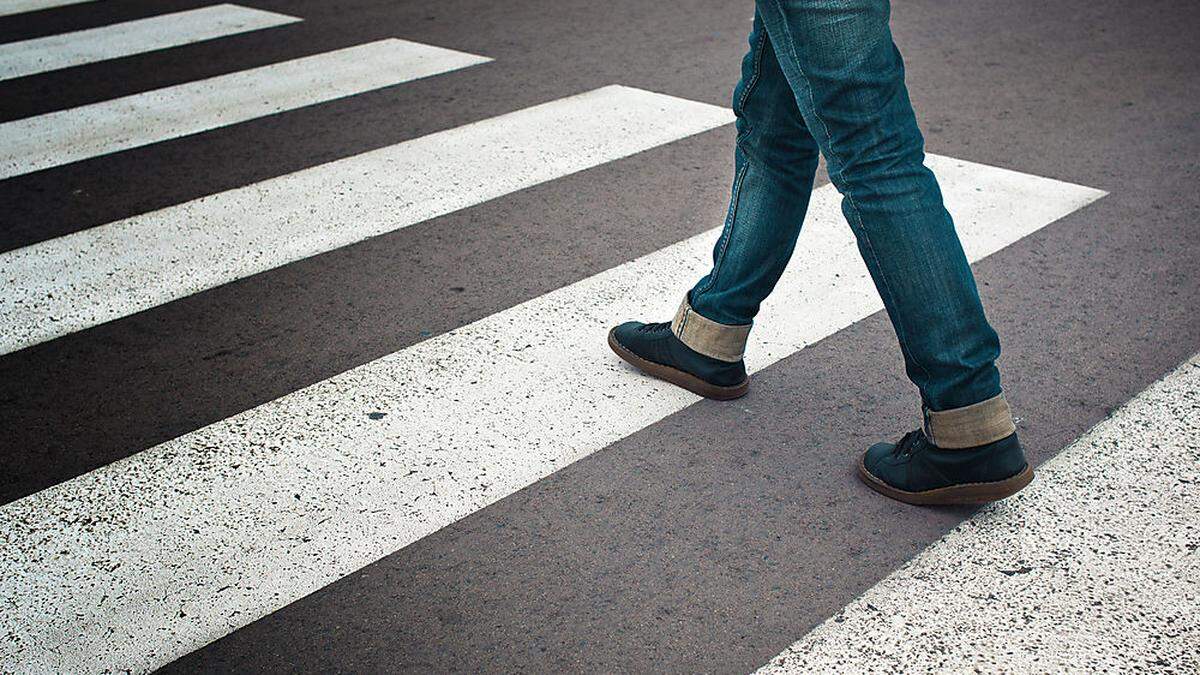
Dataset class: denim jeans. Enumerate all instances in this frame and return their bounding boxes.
[674,0,1014,447]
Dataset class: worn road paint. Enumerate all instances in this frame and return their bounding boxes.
[0,4,299,81]
[0,155,1104,671]
[0,0,97,17]
[0,38,491,179]
[0,85,734,355]
[757,354,1200,673]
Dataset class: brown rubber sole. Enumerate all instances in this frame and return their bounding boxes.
[857,456,1035,506]
[607,328,749,401]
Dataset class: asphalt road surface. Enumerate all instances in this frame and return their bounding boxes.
[1,0,1198,672]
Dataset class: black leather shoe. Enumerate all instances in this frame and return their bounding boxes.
[608,321,748,400]
[858,429,1034,505]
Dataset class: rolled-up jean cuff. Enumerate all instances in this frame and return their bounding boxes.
[670,297,751,363]
[923,393,1016,449]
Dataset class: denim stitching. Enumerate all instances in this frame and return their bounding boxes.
[693,26,768,303]
[762,0,935,387]
[693,161,750,300]
[733,25,769,144]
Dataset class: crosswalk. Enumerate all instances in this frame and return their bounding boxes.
[0,156,1104,670]
[0,1,1192,672]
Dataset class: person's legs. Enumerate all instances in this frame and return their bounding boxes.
[610,0,1032,503]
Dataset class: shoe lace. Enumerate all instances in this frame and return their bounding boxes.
[893,430,928,458]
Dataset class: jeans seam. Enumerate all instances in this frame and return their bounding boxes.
[762,0,935,388]
[694,26,769,304]
[734,26,769,142]
[693,161,750,300]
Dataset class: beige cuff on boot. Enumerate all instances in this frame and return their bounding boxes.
[670,297,752,363]
[924,393,1017,449]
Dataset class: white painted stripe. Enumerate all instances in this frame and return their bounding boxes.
[0,0,97,18]
[0,38,491,180]
[0,85,734,355]
[757,354,1200,673]
[0,156,1104,671]
[0,4,299,80]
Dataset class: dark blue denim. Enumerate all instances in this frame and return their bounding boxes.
[689,0,1003,412]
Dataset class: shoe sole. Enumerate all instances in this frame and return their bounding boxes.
[856,455,1035,506]
[607,328,749,401]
